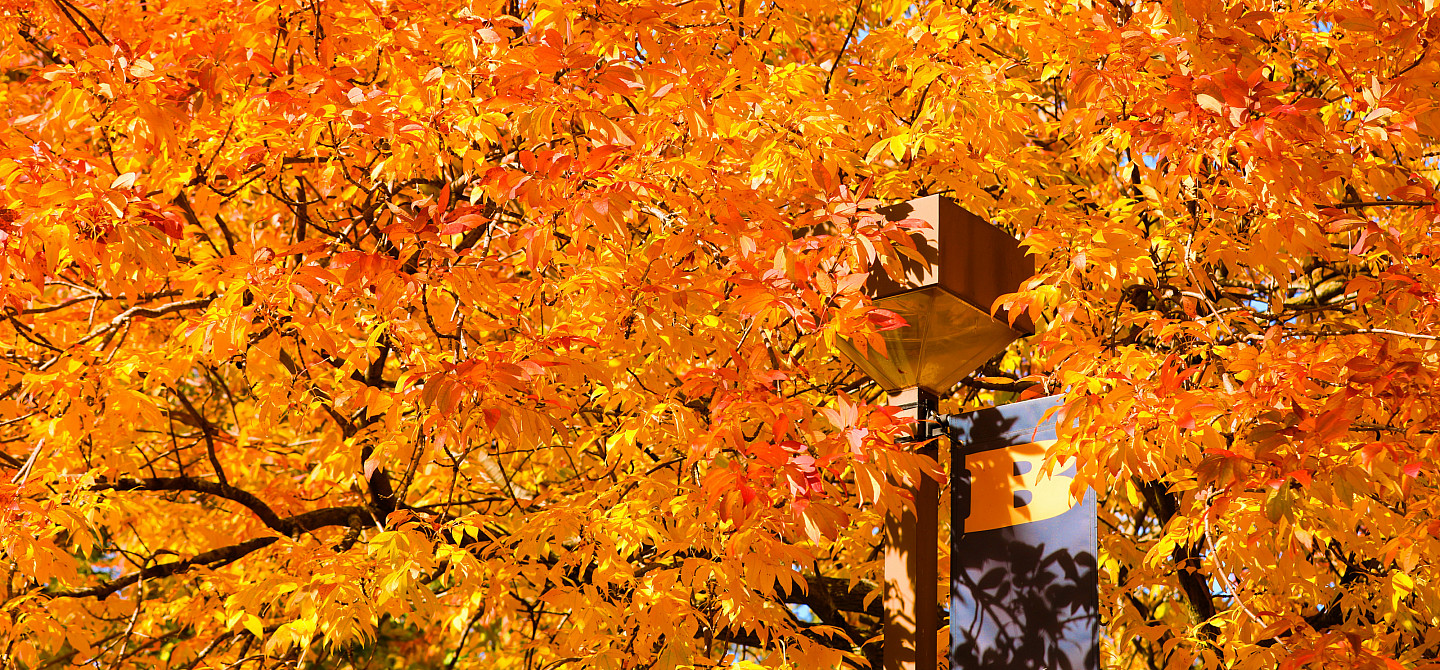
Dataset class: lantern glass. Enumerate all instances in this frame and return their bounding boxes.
[835,285,1021,395]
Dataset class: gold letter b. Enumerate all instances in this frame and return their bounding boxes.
[963,440,1077,532]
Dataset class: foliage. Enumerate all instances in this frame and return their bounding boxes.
[1,0,1439,668]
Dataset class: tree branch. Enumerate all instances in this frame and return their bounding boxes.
[823,0,864,95]
[51,0,111,46]
[92,477,373,537]
[1313,327,1440,342]
[1135,479,1220,640]
[54,297,213,361]
[1319,200,1434,209]
[49,537,278,600]
[959,377,1039,393]
[96,477,287,532]
[170,389,229,487]
[16,27,67,65]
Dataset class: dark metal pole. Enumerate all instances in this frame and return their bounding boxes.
[884,387,939,670]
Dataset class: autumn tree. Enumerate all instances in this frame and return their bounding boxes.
[3,0,1440,668]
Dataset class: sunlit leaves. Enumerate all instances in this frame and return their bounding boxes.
[5,0,1440,667]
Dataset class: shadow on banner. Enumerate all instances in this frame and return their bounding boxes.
[944,396,1098,670]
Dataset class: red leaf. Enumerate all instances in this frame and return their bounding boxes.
[439,213,488,235]
[866,308,907,331]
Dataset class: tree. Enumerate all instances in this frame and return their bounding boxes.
[1,0,1438,667]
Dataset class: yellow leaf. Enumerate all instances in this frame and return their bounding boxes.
[243,613,264,640]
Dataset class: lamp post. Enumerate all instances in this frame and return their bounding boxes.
[835,195,1099,670]
[834,195,1033,670]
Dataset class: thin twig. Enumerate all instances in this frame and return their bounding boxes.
[824,0,864,94]
[16,27,67,65]
[1203,496,1289,652]
[1313,327,1440,342]
[10,439,43,486]
[40,298,212,371]
[1392,40,1430,78]
[1318,200,1434,209]
[171,388,229,486]
[51,0,111,46]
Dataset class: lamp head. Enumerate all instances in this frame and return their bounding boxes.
[834,195,1034,395]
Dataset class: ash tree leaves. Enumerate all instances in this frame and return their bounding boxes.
[0,0,928,667]
[1010,2,1440,668]
[2,0,1440,668]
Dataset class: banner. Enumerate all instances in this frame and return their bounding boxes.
[946,396,1098,670]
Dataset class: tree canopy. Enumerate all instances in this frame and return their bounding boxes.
[2,0,1439,668]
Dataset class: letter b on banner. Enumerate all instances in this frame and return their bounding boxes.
[963,441,1077,533]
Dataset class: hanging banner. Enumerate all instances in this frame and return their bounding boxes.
[945,396,1098,670]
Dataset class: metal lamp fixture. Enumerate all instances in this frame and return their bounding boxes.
[834,195,1034,395]
[833,195,1036,670]
[832,196,1096,670]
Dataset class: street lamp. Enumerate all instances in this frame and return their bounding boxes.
[834,195,1033,670]
[834,195,1098,670]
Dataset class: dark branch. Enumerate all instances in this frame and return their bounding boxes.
[49,537,278,600]
[798,575,881,618]
[16,27,67,65]
[286,505,376,533]
[170,389,229,486]
[92,477,372,537]
[97,477,286,531]
[959,377,1039,393]
[1319,200,1434,209]
[1135,479,1220,640]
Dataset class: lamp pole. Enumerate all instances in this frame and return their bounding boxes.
[882,387,938,670]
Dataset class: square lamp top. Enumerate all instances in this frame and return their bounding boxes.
[836,195,1035,394]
